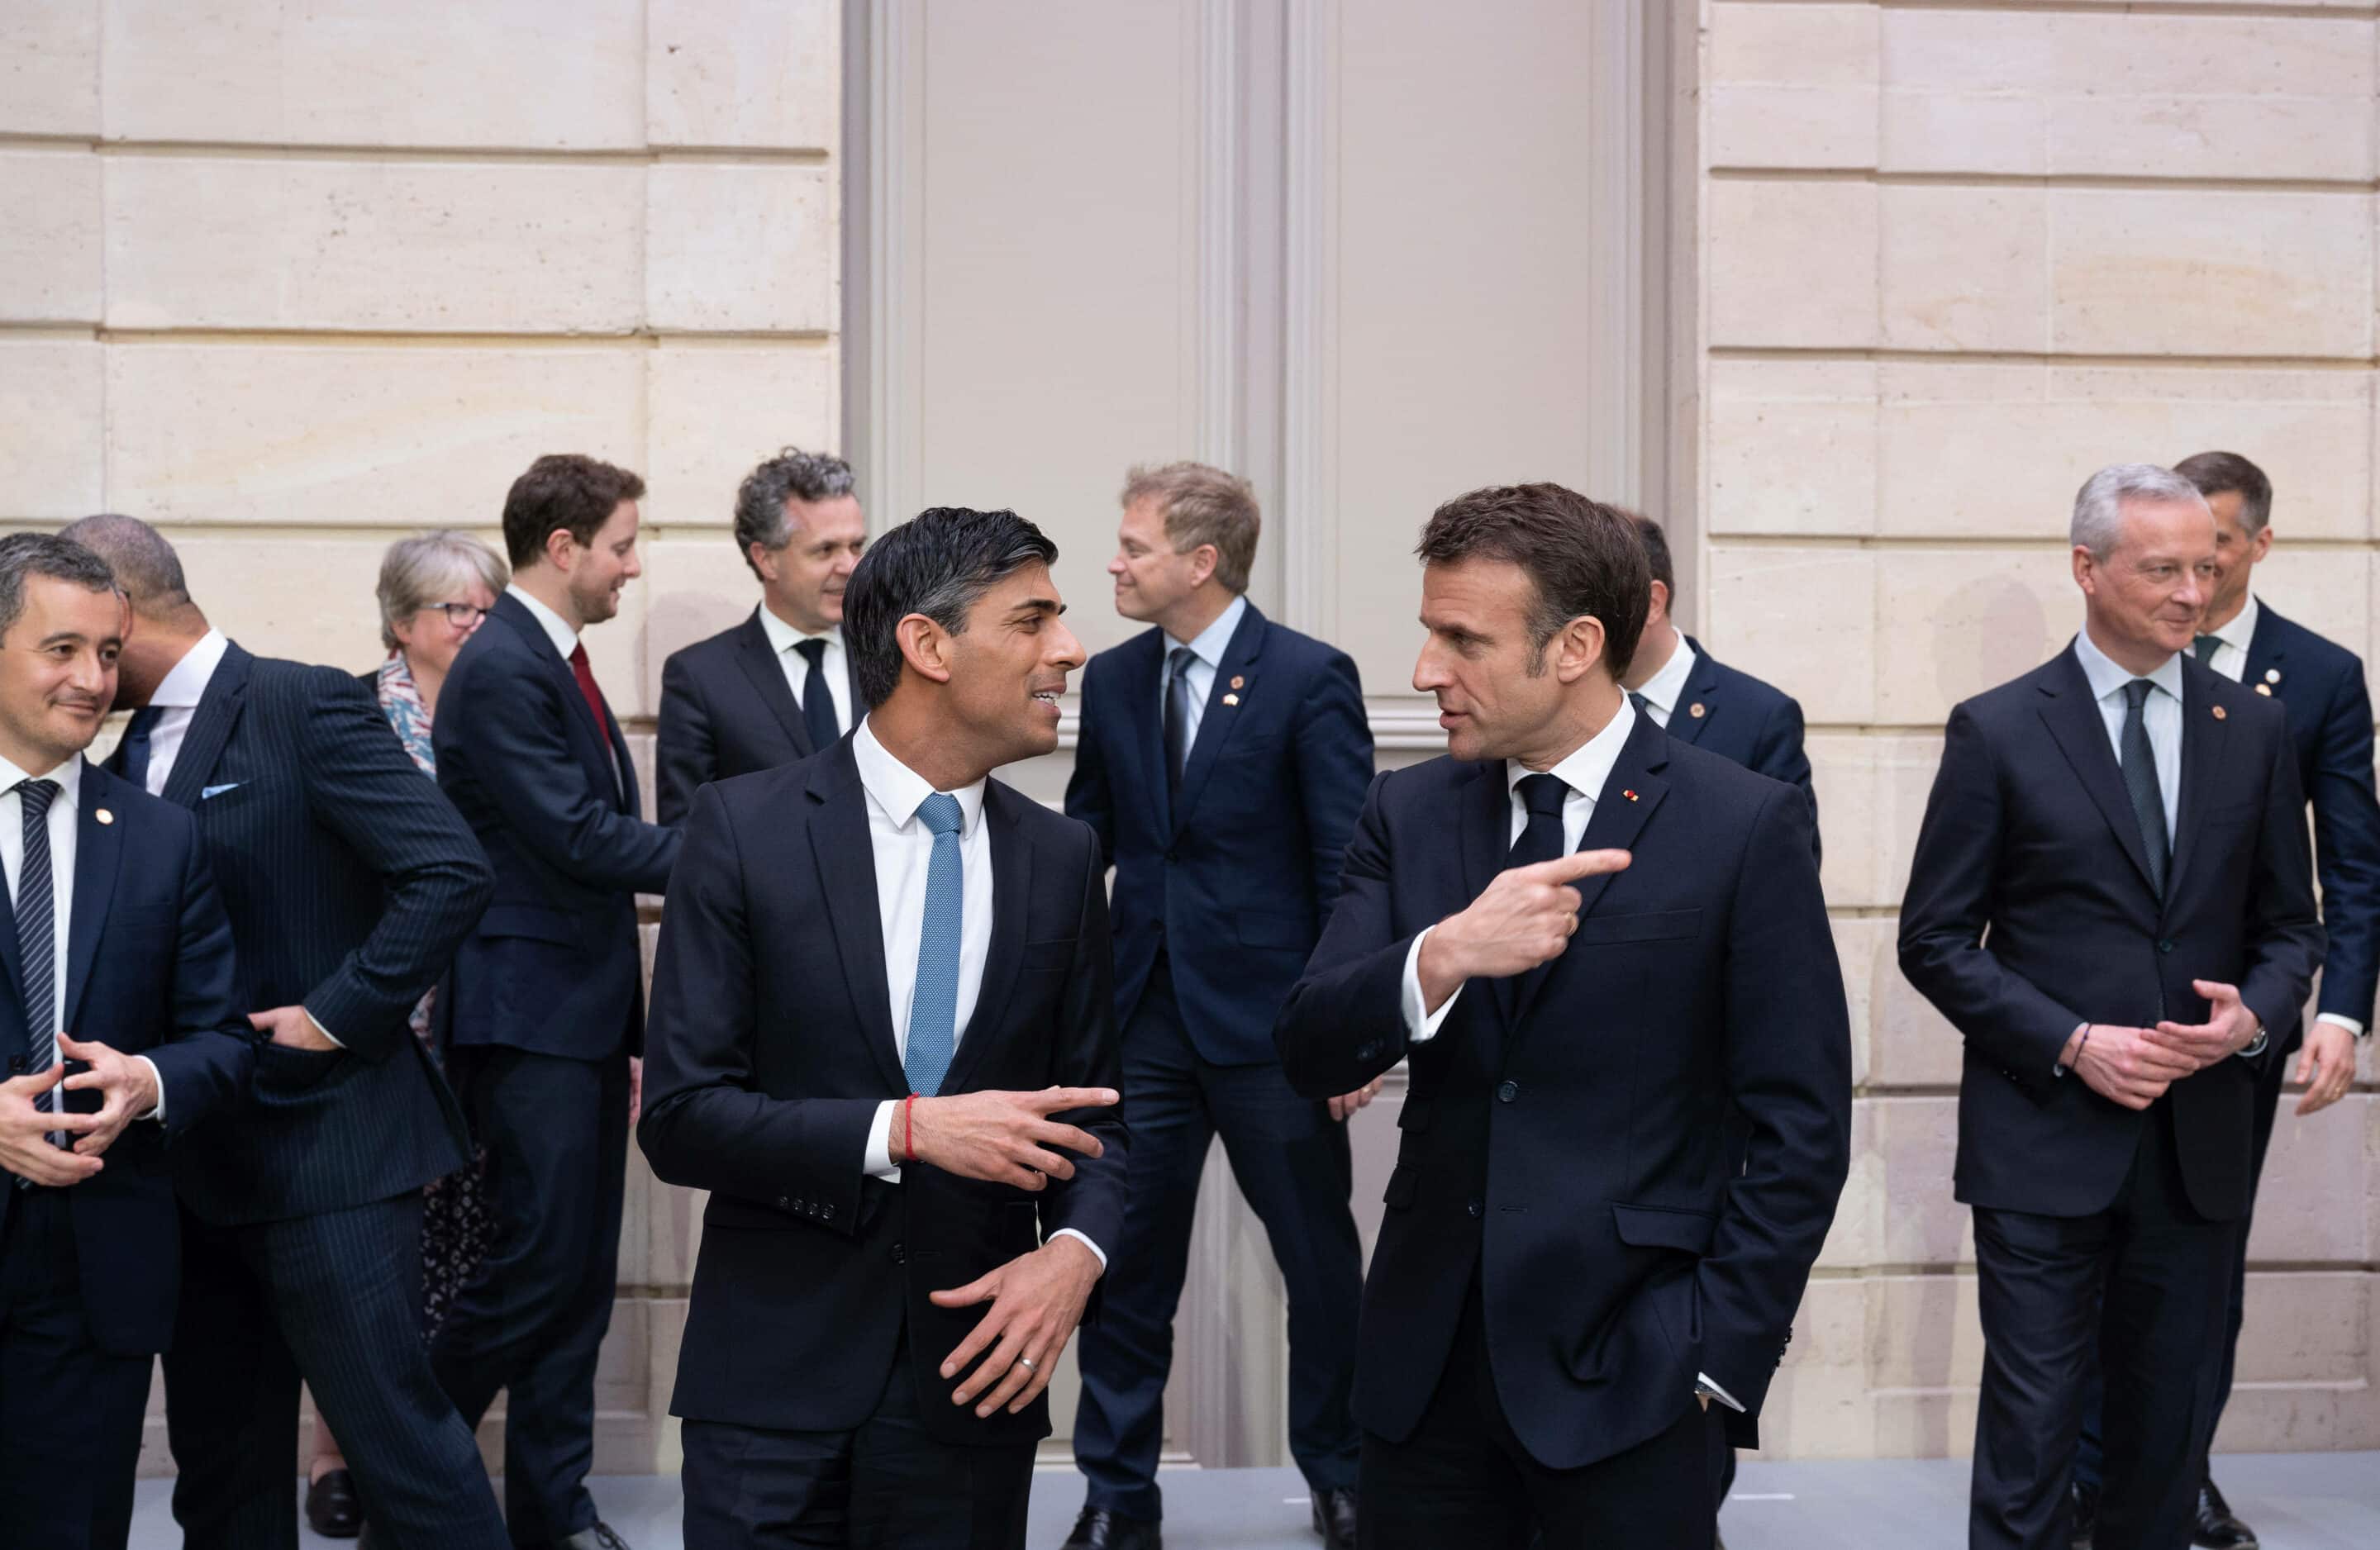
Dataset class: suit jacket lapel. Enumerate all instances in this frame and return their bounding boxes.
[2036,646,2159,899]
[2244,605,2287,700]
[1171,606,1266,836]
[1459,758,1510,915]
[1671,636,1722,747]
[1131,632,1173,837]
[2165,665,2225,903]
[160,642,253,810]
[493,596,620,807]
[941,784,1031,1096]
[806,746,908,1094]
[733,608,812,755]
[1510,716,1671,1030]
[62,759,122,1031]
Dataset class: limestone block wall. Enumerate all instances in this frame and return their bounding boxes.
[0,0,840,1475]
[1702,0,2380,1457]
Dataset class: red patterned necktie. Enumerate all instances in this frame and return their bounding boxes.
[567,642,615,742]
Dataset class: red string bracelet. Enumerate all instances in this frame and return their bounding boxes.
[904,1092,919,1163]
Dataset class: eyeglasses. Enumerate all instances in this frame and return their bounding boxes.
[421,602,489,628]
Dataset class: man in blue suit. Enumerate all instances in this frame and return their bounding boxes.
[2070,451,2378,1550]
[0,534,255,1549]
[1061,464,1375,1550]
[1276,484,1850,1547]
[431,454,683,1550]
[1618,511,1817,863]
[62,514,507,1550]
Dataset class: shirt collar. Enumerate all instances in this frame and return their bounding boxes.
[2073,623,2184,705]
[757,606,841,658]
[147,628,231,710]
[1164,593,1248,669]
[506,584,579,659]
[1508,696,1639,808]
[852,716,986,839]
[2207,593,2259,654]
[0,750,83,809]
[1632,633,1697,717]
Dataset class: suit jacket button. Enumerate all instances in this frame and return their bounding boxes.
[1497,1080,1519,1103]
[5,1055,21,1072]
[776,1196,791,1210]
[891,1242,905,1264]
[1164,849,1178,863]
[2158,939,2174,953]
[1467,1199,1483,1218]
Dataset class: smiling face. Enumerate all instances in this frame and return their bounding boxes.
[2201,487,2271,628]
[392,576,499,679]
[2075,496,2216,667]
[555,499,643,627]
[1108,497,1212,628]
[935,561,1083,768]
[758,493,867,634]
[1412,556,1607,766]
[0,576,123,773]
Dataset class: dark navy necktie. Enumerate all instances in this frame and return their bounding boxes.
[113,705,164,792]
[794,638,841,750]
[2193,635,2221,665]
[16,778,60,1153]
[2120,679,2169,898]
[1508,772,1570,872]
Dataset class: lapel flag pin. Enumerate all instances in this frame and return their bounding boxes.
[2211,705,2227,720]
[95,809,114,825]
[1222,693,1240,707]
[1230,675,1245,690]
[2256,683,2273,697]
[2264,668,2281,683]
[1688,702,1706,719]
[1622,789,1640,802]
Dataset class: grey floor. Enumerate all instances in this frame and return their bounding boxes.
[129,1453,2380,1548]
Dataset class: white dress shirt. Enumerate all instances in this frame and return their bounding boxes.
[507,583,621,794]
[756,608,854,738]
[2071,625,2182,847]
[138,627,231,801]
[2197,592,2259,687]
[1629,634,1697,730]
[1159,593,1248,748]
[851,719,1103,1266]
[0,754,164,1124]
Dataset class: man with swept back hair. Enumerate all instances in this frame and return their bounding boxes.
[1277,483,1849,1547]
[641,506,1126,1548]
[1900,464,2321,1550]
[656,447,869,826]
[1060,463,1373,1550]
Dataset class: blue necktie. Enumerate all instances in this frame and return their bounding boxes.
[905,792,964,1096]
[113,705,164,792]
[794,638,840,751]
[16,778,60,1173]
[1163,646,1197,797]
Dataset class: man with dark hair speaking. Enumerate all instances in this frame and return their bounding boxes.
[641,506,1128,1548]
[1275,483,1851,1545]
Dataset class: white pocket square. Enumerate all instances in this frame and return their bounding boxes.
[201,782,241,800]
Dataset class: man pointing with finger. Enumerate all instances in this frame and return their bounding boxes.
[1276,483,1851,1547]
[640,506,1126,1548]
[1899,463,2323,1550]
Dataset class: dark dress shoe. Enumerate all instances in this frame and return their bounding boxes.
[1059,1506,1163,1550]
[305,1469,363,1538]
[1311,1487,1358,1549]
[2192,1476,2258,1549]
[2070,1478,2098,1549]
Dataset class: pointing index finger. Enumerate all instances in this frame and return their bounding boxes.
[1521,849,1631,886]
[1037,1086,1119,1113]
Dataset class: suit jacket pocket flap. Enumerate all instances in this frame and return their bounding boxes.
[1382,1163,1418,1210]
[1573,908,1702,948]
[1612,1201,1716,1253]
[476,904,580,946]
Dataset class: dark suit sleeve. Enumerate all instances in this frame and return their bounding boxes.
[638,782,880,1230]
[1275,773,1419,1099]
[2235,715,2325,1047]
[1061,673,1116,870]
[294,672,493,1061]
[1898,705,2083,1092]
[455,644,680,895]
[655,648,713,830]
[143,826,257,1139]
[2307,663,2380,1027]
[1701,785,1851,1420]
[1035,823,1128,1257]
[1750,694,1821,868]
[1293,650,1373,924]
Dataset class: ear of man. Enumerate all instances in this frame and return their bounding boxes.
[895,613,955,687]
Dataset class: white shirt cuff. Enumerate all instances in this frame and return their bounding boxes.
[303,1008,345,1050]
[1051,1227,1107,1270]
[1697,1372,1745,1413]
[1402,927,1464,1044]
[2317,1012,2365,1038]
[136,1054,166,1124]
[864,1098,901,1180]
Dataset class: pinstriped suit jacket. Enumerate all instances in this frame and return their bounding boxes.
[117,643,494,1225]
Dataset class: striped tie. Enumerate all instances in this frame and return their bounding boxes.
[16,778,60,1165]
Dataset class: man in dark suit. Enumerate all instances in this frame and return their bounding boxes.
[431,454,683,1550]
[2069,450,2379,1548]
[58,516,506,1549]
[0,534,255,1550]
[1619,511,1817,863]
[1059,463,1373,1550]
[657,447,868,825]
[1275,484,1852,1548]
[641,506,1128,1549]
[1899,464,2323,1550]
